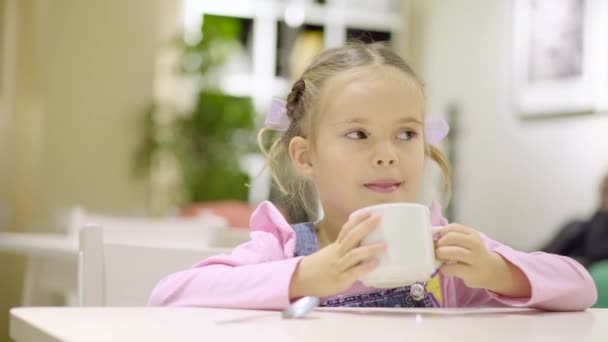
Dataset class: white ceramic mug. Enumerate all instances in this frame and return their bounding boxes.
[351,202,442,288]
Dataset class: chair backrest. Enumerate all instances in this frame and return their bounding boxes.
[78,225,235,306]
[67,205,229,237]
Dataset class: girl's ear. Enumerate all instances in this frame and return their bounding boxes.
[288,136,314,177]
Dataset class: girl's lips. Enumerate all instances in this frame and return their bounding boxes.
[364,182,402,193]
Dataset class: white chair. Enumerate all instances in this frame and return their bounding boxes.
[15,206,248,307]
[78,225,235,306]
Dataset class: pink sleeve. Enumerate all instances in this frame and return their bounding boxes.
[442,234,598,311]
[148,201,302,310]
[430,201,597,311]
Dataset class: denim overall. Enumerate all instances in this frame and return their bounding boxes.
[291,223,439,308]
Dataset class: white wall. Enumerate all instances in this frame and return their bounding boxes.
[0,0,165,232]
[37,0,155,224]
[407,0,608,250]
[0,0,17,231]
[0,2,176,339]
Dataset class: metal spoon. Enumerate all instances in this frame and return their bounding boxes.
[282,296,320,319]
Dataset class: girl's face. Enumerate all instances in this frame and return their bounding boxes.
[294,65,427,218]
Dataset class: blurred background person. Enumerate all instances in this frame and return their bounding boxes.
[542,172,608,267]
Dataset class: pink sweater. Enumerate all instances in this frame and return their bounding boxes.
[149,201,597,311]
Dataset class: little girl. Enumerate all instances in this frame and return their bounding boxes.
[149,43,597,310]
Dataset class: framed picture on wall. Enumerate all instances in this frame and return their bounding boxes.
[513,0,608,116]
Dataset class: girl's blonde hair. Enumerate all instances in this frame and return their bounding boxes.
[258,42,451,221]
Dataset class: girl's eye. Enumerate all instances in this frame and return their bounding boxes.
[346,130,368,140]
[398,130,418,140]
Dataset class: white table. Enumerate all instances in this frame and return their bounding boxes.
[10,307,608,342]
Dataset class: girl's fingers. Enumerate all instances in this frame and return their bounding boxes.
[338,243,387,272]
[439,262,470,279]
[435,246,474,264]
[337,210,373,242]
[436,231,476,250]
[344,258,379,283]
[438,224,474,237]
[340,214,382,254]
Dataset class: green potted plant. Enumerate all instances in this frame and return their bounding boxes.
[134,15,257,225]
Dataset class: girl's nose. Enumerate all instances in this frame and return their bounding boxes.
[373,144,399,167]
[375,157,397,166]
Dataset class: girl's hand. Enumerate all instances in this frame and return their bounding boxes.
[289,212,387,299]
[435,224,531,298]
